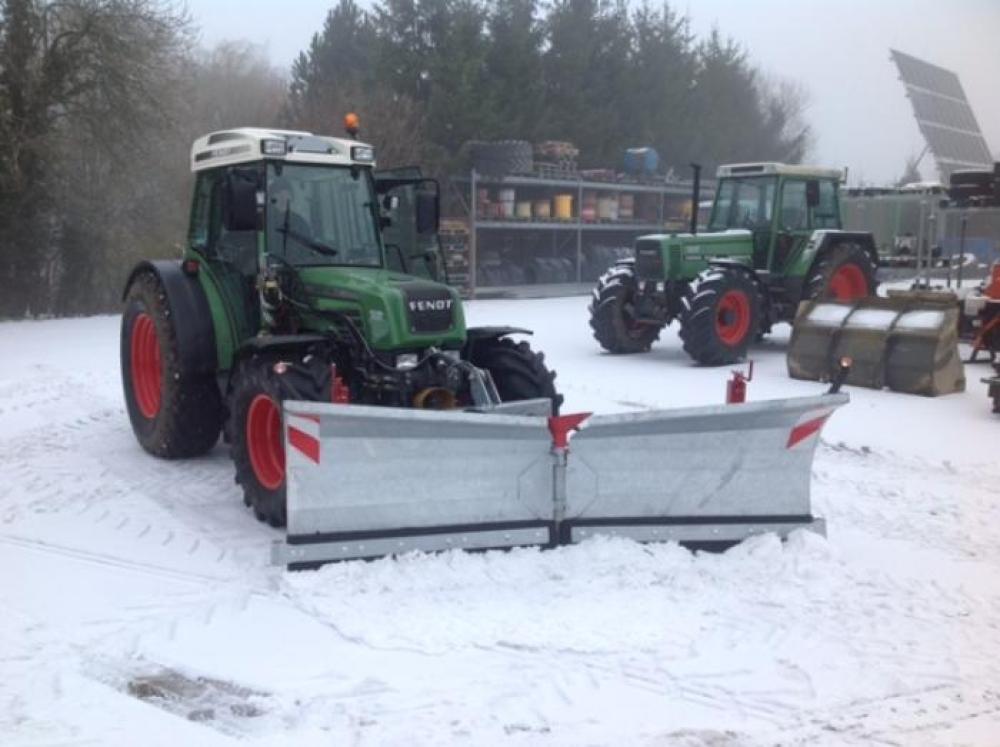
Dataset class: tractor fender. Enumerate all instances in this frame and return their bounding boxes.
[122,259,217,375]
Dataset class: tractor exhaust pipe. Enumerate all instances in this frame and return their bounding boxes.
[690,163,702,235]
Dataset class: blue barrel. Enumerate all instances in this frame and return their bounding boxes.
[624,147,659,175]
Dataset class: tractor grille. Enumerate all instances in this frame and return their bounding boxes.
[400,283,455,334]
[635,239,665,279]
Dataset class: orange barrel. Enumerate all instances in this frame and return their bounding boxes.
[553,194,574,220]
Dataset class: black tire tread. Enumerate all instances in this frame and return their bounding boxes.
[804,243,877,302]
[468,337,563,415]
[588,262,662,354]
[121,271,222,458]
[227,354,330,528]
[678,269,759,366]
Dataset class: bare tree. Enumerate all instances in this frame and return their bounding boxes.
[0,0,193,316]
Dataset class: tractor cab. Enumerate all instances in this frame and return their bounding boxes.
[710,163,843,273]
[185,126,462,352]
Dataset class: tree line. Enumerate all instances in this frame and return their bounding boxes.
[0,0,809,318]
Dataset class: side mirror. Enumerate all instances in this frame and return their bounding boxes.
[415,191,439,235]
[805,180,820,208]
[223,171,259,231]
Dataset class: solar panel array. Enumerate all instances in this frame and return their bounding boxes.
[890,49,993,179]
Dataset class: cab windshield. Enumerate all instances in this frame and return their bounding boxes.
[708,176,777,231]
[266,163,383,267]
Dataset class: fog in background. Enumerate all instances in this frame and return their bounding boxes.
[192,0,1000,185]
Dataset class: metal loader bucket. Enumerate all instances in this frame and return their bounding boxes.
[273,393,848,569]
[788,292,965,396]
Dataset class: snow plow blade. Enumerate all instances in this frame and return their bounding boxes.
[788,292,965,396]
[273,394,848,569]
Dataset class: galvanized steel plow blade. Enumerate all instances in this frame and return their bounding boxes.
[273,393,848,569]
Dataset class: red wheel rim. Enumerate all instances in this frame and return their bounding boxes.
[715,290,752,345]
[829,264,868,301]
[130,313,162,418]
[247,394,284,490]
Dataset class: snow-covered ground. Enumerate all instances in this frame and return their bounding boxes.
[2,298,999,746]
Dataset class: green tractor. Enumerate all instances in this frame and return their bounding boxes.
[589,162,878,364]
[121,123,561,527]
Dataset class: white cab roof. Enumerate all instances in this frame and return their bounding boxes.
[717,162,844,180]
[190,127,375,172]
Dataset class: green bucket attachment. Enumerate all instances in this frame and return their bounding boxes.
[788,291,965,397]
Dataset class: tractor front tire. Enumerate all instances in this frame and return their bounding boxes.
[121,271,222,458]
[805,244,877,302]
[468,337,563,415]
[679,270,760,366]
[228,355,329,528]
[589,262,662,353]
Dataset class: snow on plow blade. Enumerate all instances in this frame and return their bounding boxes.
[788,293,965,396]
[273,394,848,569]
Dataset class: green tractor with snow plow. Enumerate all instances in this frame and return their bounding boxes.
[589,162,879,364]
[120,122,560,528]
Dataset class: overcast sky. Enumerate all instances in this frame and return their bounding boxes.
[189,0,1000,185]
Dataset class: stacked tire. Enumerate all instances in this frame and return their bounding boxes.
[467,140,533,177]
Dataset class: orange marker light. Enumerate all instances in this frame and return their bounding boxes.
[344,112,360,137]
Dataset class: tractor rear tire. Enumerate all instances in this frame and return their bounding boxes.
[121,271,222,458]
[679,269,760,366]
[228,354,330,528]
[589,262,662,353]
[467,337,563,415]
[805,244,877,303]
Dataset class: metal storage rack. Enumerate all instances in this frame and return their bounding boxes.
[464,171,700,296]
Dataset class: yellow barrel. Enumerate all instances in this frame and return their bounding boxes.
[553,194,573,220]
[515,201,532,219]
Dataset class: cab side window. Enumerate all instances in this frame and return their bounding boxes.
[780,180,808,231]
[813,180,839,229]
[189,172,214,252]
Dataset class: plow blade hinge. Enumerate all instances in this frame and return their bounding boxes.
[788,294,965,396]
[562,394,846,546]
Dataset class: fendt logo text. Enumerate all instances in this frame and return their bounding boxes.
[409,299,453,312]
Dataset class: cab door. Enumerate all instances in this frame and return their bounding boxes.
[189,166,260,341]
[375,169,443,281]
[771,178,815,271]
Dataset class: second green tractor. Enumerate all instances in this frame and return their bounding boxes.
[589,162,878,364]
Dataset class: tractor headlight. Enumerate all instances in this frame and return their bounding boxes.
[395,353,418,370]
[261,138,287,156]
[351,145,375,163]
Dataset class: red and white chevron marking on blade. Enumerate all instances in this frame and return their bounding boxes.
[286,413,321,464]
[786,407,834,449]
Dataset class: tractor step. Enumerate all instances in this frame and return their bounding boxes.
[272,393,847,569]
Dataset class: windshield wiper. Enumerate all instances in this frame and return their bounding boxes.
[276,225,339,258]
